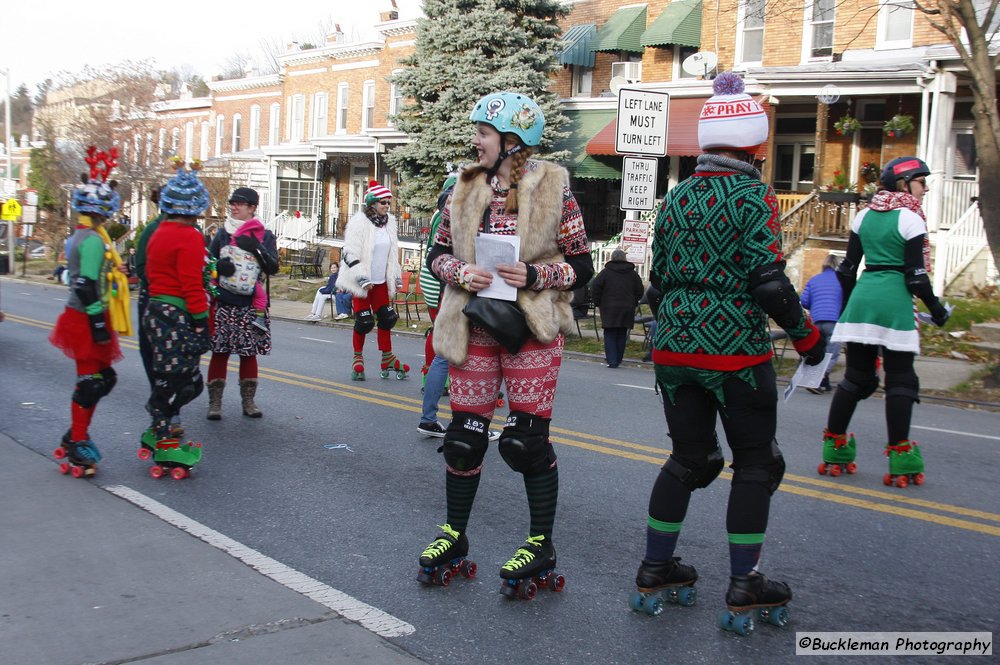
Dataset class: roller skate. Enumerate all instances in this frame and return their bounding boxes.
[817,429,857,477]
[148,437,202,480]
[629,558,698,615]
[380,352,409,380]
[883,440,925,488]
[719,572,792,637]
[352,353,365,381]
[417,524,477,587]
[499,535,565,600]
[53,431,101,478]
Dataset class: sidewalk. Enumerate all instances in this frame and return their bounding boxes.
[0,433,425,665]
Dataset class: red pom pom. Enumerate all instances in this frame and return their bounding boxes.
[369,180,379,188]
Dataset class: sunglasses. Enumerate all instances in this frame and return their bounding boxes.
[911,178,927,186]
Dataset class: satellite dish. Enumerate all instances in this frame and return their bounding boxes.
[682,51,718,78]
[609,76,629,95]
[817,84,841,105]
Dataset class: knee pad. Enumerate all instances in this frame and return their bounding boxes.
[838,367,879,400]
[72,375,105,408]
[354,310,375,335]
[171,373,204,410]
[731,439,786,495]
[884,369,920,403]
[376,305,399,330]
[664,441,724,492]
[98,367,117,397]
[441,412,491,471]
[497,411,556,475]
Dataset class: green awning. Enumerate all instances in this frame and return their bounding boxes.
[560,24,596,67]
[641,0,702,48]
[557,109,622,181]
[591,6,647,54]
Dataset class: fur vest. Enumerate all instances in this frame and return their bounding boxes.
[338,210,401,298]
[434,160,575,365]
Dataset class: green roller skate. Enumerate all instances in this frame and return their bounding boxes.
[818,429,857,477]
[883,440,925,488]
[149,438,203,480]
[380,352,409,380]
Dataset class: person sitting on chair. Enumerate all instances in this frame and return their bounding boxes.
[305,263,352,321]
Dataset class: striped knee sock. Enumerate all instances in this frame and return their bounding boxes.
[445,470,481,534]
[728,533,765,576]
[524,467,559,539]
[645,516,682,562]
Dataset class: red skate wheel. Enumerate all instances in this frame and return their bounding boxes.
[71,465,85,479]
[517,581,538,600]
[434,568,452,587]
[53,447,67,460]
[171,467,188,481]
[459,560,477,579]
[846,462,858,474]
[895,475,908,488]
[137,448,152,461]
[59,462,71,475]
[150,466,164,479]
[883,473,893,486]
[550,574,566,592]
[913,473,925,485]
[829,465,842,477]
[817,463,827,475]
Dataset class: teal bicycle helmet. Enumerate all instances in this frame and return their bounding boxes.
[469,92,545,147]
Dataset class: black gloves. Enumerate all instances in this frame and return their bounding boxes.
[235,234,260,253]
[930,301,950,327]
[88,313,110,344]
[799,335,827,366]
[217,256,236,277]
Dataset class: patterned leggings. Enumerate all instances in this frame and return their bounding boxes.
[448,328,564,420]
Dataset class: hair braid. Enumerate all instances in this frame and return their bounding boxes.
[504,142,532,214]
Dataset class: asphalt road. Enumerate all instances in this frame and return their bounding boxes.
[1,279,997,664]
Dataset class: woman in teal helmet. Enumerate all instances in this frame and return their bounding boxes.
[417,92,594,598]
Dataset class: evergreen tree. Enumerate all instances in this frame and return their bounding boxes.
[386,0,569,215]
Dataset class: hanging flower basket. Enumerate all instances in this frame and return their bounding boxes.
[833,115,862,136]
[883,114,914,138]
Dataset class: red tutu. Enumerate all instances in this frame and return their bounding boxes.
[49,307,123,365]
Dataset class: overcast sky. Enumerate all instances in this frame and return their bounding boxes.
[2,0,424,93]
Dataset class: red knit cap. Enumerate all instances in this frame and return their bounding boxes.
[364,180,392,205]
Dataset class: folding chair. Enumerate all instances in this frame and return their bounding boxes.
[392,272,416,324]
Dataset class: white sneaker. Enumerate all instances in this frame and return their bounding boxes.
[304,314,320,321]
[335,313,349,320]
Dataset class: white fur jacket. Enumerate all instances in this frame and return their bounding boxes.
[433,160,575,366]
[338,210,401,298]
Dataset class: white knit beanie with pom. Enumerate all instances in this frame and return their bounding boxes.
[698,72,768,153]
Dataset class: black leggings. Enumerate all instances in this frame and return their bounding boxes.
[827,343,917,443]
[651,363,780,535]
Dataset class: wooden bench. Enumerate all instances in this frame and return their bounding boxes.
[288,246,326,279]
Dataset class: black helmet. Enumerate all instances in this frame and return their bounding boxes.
[228,187,259,206]
[880,157,930,189]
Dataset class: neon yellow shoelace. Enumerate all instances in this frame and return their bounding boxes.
[501,535,545,571]
[422,524,459,559]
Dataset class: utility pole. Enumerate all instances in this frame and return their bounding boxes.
[1,67,11,195]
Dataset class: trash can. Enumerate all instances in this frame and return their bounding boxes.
[0,253,9,275]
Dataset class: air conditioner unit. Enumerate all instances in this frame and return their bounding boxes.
[611,61,642,83]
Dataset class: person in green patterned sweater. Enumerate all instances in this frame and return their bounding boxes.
[632,73,825,625]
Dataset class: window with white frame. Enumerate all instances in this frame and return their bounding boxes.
[361,81,375,131]
[171,127,180,156]
[336,83,349,133]
[215,115,225,156]
[389,73,403,125]
[736,0,766,66]
[674,45,700,79]
[312,92,328,137]
[232,115,242,152]
[200,122,209,160]
[158,128,167,160]
[268,103,280,145]
[277,179,319,217]
[249,105,261,149]
[185,122,194,161]
[291,94,305,142]
[802,0,834,60]
[571,65,593,96]
[876,0,913,49]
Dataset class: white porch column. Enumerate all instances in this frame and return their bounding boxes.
[924,71,957,235]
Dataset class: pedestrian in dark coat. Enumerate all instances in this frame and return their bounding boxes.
[591,249,644,367]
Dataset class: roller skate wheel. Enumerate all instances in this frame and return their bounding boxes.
[676,585,696,606]
[138,448,152,461]
[517,580,538,600]
[883,473,893,486]
[757,605,790,626]
[550,573,565,592]
[458,559,477,579]
[846,462,858,474]
[641,593,664,616]
[150,465,164,479]
[496,398,505,408]
[396,371,406,380]
[895,475,909,488]
[171,467,188,481]
[433,567,452,587]
[628,591,645,612]
[817,462,827,475]
[380,370,390,379]
[829,464,842,477]
[913,472,925,485]
[59,462,71,475]
[70,465,85,479]
[53,447,67,460]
